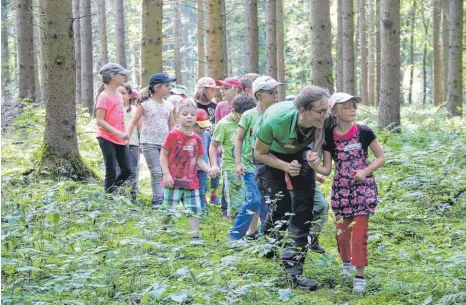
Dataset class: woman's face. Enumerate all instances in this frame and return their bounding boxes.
[298,97,330,128]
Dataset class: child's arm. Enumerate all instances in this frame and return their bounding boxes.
[126,104,144,139]
[308,150,332,176]
[160,147,174,188]
[209,140,221,174]
[168,109,175,130]
[234,127,246,179]
[96,109,128,140]
[353,139,386,182]
[197,157,217,178]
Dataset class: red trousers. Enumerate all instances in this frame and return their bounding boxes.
[336,215,369,267]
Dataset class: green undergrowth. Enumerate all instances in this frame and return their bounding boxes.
[1,104,466,304]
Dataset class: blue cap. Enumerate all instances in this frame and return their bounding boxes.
[148,73,176,87]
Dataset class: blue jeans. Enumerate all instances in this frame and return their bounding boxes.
[228,171,262,239]
[197,170,208,211]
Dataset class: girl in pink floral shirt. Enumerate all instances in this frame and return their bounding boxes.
[309,92,386,293]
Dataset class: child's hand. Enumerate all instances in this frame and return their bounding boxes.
[316,173,326,184]
[211,165,220,176]
[235,164,245,179]
[163,174,175,188]
[306,151,320,169]
[117,131,129,141]
[286,160,301,177]
[352,169,367,182]
[207,168,218,178]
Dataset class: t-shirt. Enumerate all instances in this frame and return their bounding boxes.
[96,91,126,145]
[162,129,204,190]
[215,101,233,123]
[238,107,262,172]
[124,105,139,146]
[212,115,238,171]
[255,100,315,154]
[196,102,217,127]
[140,98,172,145]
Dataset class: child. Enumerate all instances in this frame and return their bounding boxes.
[118,83,142,201]
[239,73,261,97]
[215,77,243,123]
[309,92,386,293]
[160,99,217,239]
[126,73,176,208]
[193,109,212,211]
[95,63,132,193]
[170,84,188,99]
[209,93,256,221]
[232,76,283,240]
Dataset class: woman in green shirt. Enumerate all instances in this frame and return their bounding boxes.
[254,85,330,291]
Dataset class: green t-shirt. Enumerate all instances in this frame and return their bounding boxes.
[238,107,262,172]
[212,115,238,171]
[255,100,315,154]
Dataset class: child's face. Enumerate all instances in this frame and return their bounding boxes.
[193,123,207,135]
[117,87,130,103]
[207,87,216,100]
[257,89,278,107]
[113,73,126,87]
[177,106,197,128]
[155,83,172,97]
[333,100,357,122]
[220,86,239,102]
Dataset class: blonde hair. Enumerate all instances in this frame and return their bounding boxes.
[331,100,357,126]
[176,98,197,114]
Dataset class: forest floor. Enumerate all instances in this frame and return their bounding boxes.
[1,104,466,305]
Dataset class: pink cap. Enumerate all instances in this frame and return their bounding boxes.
[216,77,243,90]
[197,77,221,88]
[131,90,139,99]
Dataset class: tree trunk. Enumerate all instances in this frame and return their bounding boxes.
[133,43,140,86]
[359,0,368,104]
[367,0,375,105]
[442,0,449,102]
[141,0,163,84]
[336,0,343,91]
[375,0,380,107]
[421,0,428,105]
[245,0,259,73]
[98,0,108,65]
[445,0,463,117]
[72,0,81,104]
[309,0,333,93]
[115,0,126,67]
[221,0,228,77]
[17,0,36,101]
[378,0,400,128]
[1,0,10,89]
[41,0,92,180]
[197,0,206,78]
[407,0,416,104]
[174,1,182,82]
[276,0,286,100]
[206,0,223,80]
[38,0,47,102]
[80,0,93,112]
[432,0,442,107]
[265,0,277,79]
[342,0,355,94]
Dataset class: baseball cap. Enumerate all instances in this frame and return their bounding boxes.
[216,77,243,90]
[170,84,188,96]
[329,92,362,110]
[252,76,284,97]
[197,77,221,88]
[148,73,176,87]
[196,109,211,128]
[99,63,130,78]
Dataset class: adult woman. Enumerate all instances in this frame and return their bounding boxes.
[254,85,330,291]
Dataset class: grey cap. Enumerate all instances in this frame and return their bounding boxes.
[252,76,284,98]
[329,92,362,110]
[99,63,130,78]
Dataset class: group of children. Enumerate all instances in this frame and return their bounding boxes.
[94,63,385,293]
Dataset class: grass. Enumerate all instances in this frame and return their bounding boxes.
[1,104,466,304]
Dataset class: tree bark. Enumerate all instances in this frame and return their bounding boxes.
[245,0,259,73]
[421,0,428,105]
[37,0,46,102]
[441,0,449,102]
[375,0,380,107]
[276,0,286,100]
[407,0,416,104]
[133,43,140,86]
[174,0,182,82]
[41,0,92,180]
[445,0,463,117]
[342,0,355,94]
[336,0,343,91]
[72,0,81,104]
[206,0,223,80]
[359,0,368,104]
[115,0,126,67]
[432,0,443,107]
[80,0,93,112]
[196,0,206,78]
[16,0,36,101]
[378,0,400,128]
[1,0,10,89]
[309,0,333,93]
[98,0,108,65]
[141,0,163,84]
[221,0,228,77]
[265,0,277,79]
[367,0,375,105]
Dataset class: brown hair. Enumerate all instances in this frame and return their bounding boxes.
[240,73,261,90]
[138,83,163,104]
[193,87,212,105]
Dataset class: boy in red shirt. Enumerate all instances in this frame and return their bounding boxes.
[160,99,218,239]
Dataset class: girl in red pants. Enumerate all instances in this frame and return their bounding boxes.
[309,92,386,293]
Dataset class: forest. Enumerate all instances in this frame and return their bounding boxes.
[1,0,466,304]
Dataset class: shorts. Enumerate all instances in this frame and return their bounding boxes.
[161,188,202,216]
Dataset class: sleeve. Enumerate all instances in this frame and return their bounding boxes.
[322,127,335,153]
[358,125,377,150]
[214,103,222,121]
[254,116,274,145]
[95,94,109,110]
[212,123,226,144]
[162,131,175,150]
[196,136,205,157]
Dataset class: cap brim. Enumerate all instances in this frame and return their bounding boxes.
[196,120,211,128]
[261,81,284,91]
[170,89,186,95]
[164,77,176,83]
[119,68,131,75]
